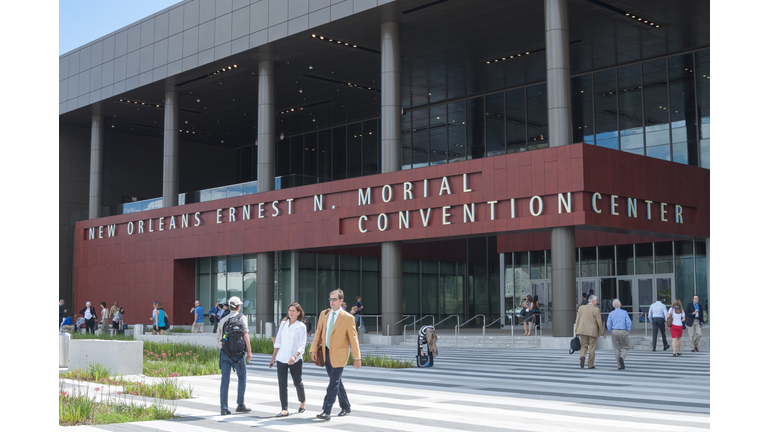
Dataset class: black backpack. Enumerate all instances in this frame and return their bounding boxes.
[569,336,581,354]
[221,314,247,359]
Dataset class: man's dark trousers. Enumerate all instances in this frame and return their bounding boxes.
[322,347,350,414]
[652,317,668,350]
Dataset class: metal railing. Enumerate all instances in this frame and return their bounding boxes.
[509,313,541,340]
[387,315,416,337]
[455,314,486,345]
[404,315,435,336]
[434,314,459,328]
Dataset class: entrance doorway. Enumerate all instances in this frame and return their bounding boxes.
[530,280,551,328]
[637,275,674,323]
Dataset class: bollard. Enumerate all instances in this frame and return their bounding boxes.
[264,322,274,339]
[134,324,144,337]
[59,332,70,368]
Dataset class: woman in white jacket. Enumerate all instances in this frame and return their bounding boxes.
[269,302,308,417]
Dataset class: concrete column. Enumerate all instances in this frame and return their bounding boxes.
[706,238,710,319]
[546,0,577,337]
[162,91,179,208]
[380,21,403,337]
[88,115,104,219]
[256,60,276,328]
[290,252,299,304]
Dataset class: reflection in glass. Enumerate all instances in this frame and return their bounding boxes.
[304,133,318,177]
[618,279,633,315]
[655,242,673,273]
[598,246,615,276]
[617,244,634,275]
[403,259,420,315]
[485,93,505,156]
[674,240,695,305]
[506,88,526,153]
[636,243,653,274]
[447,101,465,162]
[643,59,671,160]
[401,112,412,170]
[466,97,485,160]
[669,54,698,166]
[513,252,529,313]
[430,105,447,165]
[276,136,290,177]
[594,70,618,149]
[695,241,707,320]
[696,50,710,169]
[290,135,303,175]
[580,247,596,277]
[347,123,362,178]
[412,108,429,168]
[571,75,594,144]
[526,84,548,150]
[362,120,378,176]
[243,272,257,315]
[657,277,672,306]
[332,126,346,180]
[318,129,332,181]
[618,64,643,155]
[298,253,316,315]
[530,250,545,279]
[638,278,652,317]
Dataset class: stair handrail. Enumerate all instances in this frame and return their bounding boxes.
[482,316,503,348]
[404,315,435,336]
[386,315,416,337]
[455,314,486,345]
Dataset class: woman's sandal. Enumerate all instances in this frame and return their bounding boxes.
[276,411,289,418]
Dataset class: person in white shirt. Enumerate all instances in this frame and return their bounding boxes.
[667,299,686,357]
[270,302,308,417]
[647,296,670,351]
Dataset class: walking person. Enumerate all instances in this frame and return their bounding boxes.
[269,302,308,417]
[80,302,96,334]
[209,301,220,333]
[150,301,159,334]
[191,300,204,333]
[532,295,541,328]
[606,299,632,370]
[354,296,368,333]
[217,296,252,416]
[521,295,534,336]
[648,295,670,351]
[667,300,686,357]
[109,302,119,322]
[153,303,169,335]
[112,307,124,335]
[310,289,362,421]
[685,295,704,352]
[575,295,606,369]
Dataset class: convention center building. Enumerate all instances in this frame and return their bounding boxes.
[59,0,710,337]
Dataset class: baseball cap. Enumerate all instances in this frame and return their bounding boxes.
[229,296,242,307]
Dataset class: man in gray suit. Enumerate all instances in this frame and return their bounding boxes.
[575,295,606,369]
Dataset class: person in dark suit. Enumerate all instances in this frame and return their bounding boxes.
[685,295,704,352]
[310,289,362,421]
[59,300,68,329]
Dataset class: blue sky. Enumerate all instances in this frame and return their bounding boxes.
[60,0,181,55]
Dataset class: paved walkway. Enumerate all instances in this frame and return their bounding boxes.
[59,345,710,431]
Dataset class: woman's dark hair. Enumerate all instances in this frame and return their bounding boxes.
[288,302,305,321]
[533,295,539,303]
[156,302,164,309]
[119,307,125,313]
[526,295,533,302]
[100,302,107,308]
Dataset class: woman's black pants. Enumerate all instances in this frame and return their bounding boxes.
[85,318,96,334]
[276,360,305,410]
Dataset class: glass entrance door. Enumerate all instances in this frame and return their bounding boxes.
[617,278,634,323]
[531,280,551,328]
[637,276,674,323]
[578,279,598,307]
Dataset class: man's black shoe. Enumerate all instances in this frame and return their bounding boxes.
[338,409,351,417]
[236,405,251,413]
[663,344,670,351]
[652,349,656,352]
[221,409,231,415]
[316,412,331,421]
[619,358,625,369]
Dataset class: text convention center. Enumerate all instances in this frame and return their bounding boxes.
[60,0,710,340]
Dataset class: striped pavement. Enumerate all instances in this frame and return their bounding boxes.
[59,345,710,431]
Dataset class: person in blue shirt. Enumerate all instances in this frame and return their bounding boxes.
[209,302,220,333]
[606,299,632,370]
[60,313,75,333]
[191,300,205,333]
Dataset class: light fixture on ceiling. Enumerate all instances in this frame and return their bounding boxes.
[310,34,380,54]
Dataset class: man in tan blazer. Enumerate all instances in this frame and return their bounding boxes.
[311,289,362,421]
[575,294,606,369]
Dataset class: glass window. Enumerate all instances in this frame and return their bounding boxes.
[227,257,242,273]
[655,242,673,273]
[422,260,439,317]
[318,129,332,181]
[362,120,378,176]
[332,126,346,180]
[674,240,695,305]
[506,88,526,153]
[695,50,710,169]
[594,70,618,150]
[466,96,485,160]
[238,146,253,182]
[347,123,362,178]
[530,250,545,279]
[695,241,708,320]
[580,247,597,277]
[276,136,290,177]
[297,253,316,315]
[197,274,211,311]
[598,246,615,276]
[643,59,671,161]
[401,112,412,170]
[215,257,226,273]
[317,254,337,306]
[215,273,227,304]
[243,271,257,315]
[513,252,530,309]
[668,54,698,166]
[403,259,420,316]
[412,108,429,168]
[636,243,653,274]
[526,84,548,150]
[198,257,211,274]
[290,135,303,175]
[571,75,594,144]
[447,101,465,162]
[430,105,448,165]
[485,93,505,156]
[304,133,318,178]
[618,64,643,155]
[617,244,634,275]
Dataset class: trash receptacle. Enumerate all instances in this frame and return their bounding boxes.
[59,332,70,369]
[264,322,274,338]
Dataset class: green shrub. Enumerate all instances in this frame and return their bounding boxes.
[346,351,415,368]
[168,327,191,333]
[59,388,177,426]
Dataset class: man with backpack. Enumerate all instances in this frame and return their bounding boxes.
[216,296,252,416]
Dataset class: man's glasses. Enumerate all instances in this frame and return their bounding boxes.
[329,298,339,302]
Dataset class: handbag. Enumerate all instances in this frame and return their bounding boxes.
[666,314,673,328]
[569,336,581,354]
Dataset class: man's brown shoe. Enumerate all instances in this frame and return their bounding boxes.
[588,366,596,369]
[691,349,696,352]
[695,347,699,352]
[580,357,585,368]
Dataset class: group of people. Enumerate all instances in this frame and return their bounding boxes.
[519,295,541,336]
[216,289,363,422]
[59,300,125,335]
[150,301,169,334]
[575,294,706,370]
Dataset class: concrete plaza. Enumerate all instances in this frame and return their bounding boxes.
[58,344,709,431]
